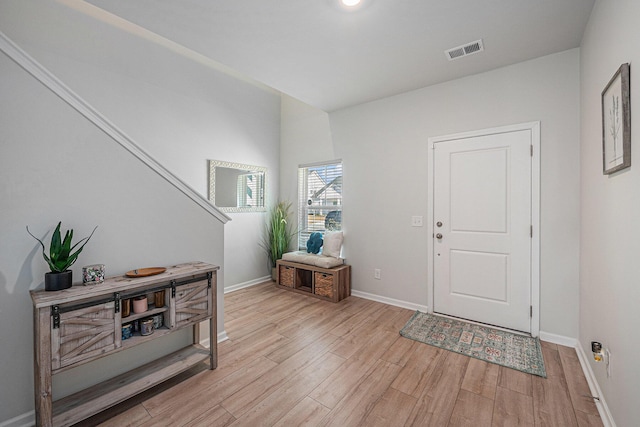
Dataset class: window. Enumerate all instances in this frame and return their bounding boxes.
[236,172,264,208]
[298,160,343,250]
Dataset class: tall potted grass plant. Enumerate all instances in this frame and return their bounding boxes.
[261,201,296,279]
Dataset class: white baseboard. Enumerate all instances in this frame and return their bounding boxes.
[0,329,230,427]
[224,276,271,294]
[4,330,230,427]
[536,333,616,426]
[539,331,577,347]
[575,342,616,427]
[199,330,229,349]
[350,289,429,312]
[4,319,615,427]
[225,276,617,427]
[0,410,34,427]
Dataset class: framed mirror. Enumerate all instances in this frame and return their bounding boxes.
[208,160,267,213]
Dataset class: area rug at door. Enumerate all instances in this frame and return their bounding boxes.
[400,311,546,377]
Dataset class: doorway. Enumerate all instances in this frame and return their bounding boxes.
[427,122,540,335]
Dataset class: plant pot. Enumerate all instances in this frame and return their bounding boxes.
[45,270,73,291]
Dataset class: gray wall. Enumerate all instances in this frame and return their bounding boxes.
[280,95,335,200]
[8,0,639,424]
[0,0,281,290]
[580,0,640,425]
[282,49,582,339]
[0,0,280,423]
[0,50,224,421]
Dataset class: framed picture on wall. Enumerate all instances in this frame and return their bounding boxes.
[602,63,631,175]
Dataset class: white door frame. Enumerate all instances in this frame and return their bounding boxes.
[427,122,540,337]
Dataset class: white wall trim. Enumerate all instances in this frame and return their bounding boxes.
[351,289,429,313]
[218,331,229,343]
[225,276,271,294]
[198,331,229,350]
[530,122,541,337]
[0,328,230,427]
[537,334,616,426]
[0,30,231,224]
[575,341,617,427]
[538,331,577,347]
[59,0,279,95]
[427,121,541,336]
[0,411,34,427]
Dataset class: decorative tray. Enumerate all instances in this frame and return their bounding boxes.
[125,267,166,278]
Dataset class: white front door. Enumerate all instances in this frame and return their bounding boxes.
[432,127,533,333]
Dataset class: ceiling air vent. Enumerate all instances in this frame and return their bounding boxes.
[445,39,484,61]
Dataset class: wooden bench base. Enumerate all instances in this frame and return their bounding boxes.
[276,259,351,302]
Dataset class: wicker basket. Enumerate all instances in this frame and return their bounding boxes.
[279,265,294,287]
[314,272,334,298]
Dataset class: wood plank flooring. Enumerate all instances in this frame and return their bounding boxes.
[77,282,603,426]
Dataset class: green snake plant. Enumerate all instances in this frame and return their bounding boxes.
[27,222,97,273]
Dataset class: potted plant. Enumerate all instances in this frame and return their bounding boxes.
[27,221,97,291]
[261,201,296,280]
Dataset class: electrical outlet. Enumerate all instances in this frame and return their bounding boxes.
[374,269,381,280]
[411,216,423,227]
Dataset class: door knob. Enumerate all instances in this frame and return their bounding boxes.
[436,233,443,239]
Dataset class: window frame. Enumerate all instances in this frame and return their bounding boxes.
[297,160,343,250]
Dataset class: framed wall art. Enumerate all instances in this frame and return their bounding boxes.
[602,63,631,175]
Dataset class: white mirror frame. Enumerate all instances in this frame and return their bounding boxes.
[208,160,267,213]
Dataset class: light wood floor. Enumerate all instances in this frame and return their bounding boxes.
[79,282,603,426]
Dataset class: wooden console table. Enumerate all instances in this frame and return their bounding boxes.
[30,261,218,427]
[276,259,350,302]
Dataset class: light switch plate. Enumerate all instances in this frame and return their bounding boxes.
[411,216,423,227]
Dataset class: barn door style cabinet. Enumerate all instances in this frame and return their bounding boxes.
[30,262,219,427]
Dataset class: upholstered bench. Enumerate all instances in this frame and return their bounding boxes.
[276,252,351,302]
[281,251,344,268]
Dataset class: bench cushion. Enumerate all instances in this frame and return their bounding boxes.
[281,251,344,269]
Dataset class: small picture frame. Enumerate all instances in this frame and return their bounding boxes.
[602,63,631,175]
[82,264,105,285]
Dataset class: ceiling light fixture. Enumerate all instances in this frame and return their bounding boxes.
[341,0,362,7]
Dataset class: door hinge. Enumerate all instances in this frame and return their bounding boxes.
[114,292,121,314]
[51,305,60,329]
[530,225,533,238]
[530,306,533,318]
[530,145,533,157]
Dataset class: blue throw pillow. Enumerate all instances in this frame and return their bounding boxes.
[306,232,323,254]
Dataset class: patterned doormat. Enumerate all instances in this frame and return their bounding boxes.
[400,311,546,377]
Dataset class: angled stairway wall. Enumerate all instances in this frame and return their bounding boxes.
[0,1,281,423]
[0,45,224,423]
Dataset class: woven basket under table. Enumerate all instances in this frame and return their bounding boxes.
[279,264,294,287]
[314,272,334,298]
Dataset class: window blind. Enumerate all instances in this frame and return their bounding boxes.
[297,160,343,249]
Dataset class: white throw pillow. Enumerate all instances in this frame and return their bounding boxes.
[322,231,343,258]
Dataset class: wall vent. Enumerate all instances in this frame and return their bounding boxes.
[445,39,484,61]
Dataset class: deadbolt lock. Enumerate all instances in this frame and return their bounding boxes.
[436,221,443,227]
